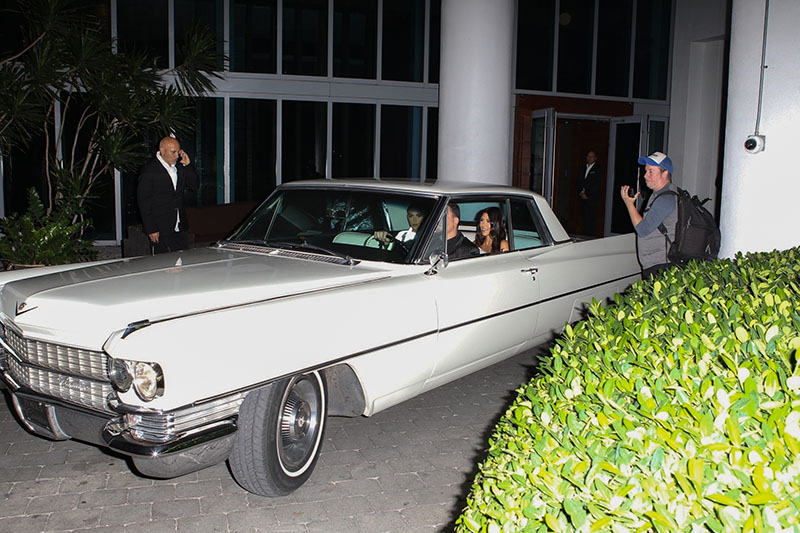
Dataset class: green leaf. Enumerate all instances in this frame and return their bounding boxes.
[564,498,587,528]
[735,326,749,342]
[705,493,741,507]
[589,517,612,532]
[544,513,562,532]
[748,492,778,505]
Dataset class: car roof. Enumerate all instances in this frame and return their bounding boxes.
[279,178,543,199]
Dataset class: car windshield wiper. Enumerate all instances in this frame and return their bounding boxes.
[222,239,269,247]
[267,241,357,266]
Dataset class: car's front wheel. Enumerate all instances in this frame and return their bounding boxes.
[229,371,327,496]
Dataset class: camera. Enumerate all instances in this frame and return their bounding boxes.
[744,135,765,154]
[627,187,636,198]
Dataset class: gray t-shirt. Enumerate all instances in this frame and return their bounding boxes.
[635,183,678,269]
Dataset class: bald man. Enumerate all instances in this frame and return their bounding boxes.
[137,137,199,254]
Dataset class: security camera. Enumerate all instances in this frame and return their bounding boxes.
[744,135,765,154]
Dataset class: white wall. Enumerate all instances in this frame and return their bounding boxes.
[668,0,728,215]
[719,0,800,256]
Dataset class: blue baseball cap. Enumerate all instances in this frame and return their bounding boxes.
[637,152,673,174]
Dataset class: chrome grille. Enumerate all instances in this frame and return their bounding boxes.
[3,327,108,381]
[129,393,246,443]
[7,357,113,412]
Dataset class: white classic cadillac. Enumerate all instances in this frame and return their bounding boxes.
[0,180,640,496]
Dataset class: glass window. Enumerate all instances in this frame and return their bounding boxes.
[232,99,277,203]
[428,0,440,84]
[633,0,671,100]
[282,100,327,182]
[516,0,555,91]
[117,0,169,68]
[332,103,375,178]
[382,0,425,82]
[426,107,438,180]
[596,0,632,97]
[333,0,377,79]
[530,115,547,195]
[230,188,439,264]
[556,0,595,95]
[175,0,224,68]
[283,0,327,76]
[183,98,223,206]
[509,199,546,250]
[0,4,24,58]
[380,105,422,179]
[648,118,667,154]
[231,0,277,73]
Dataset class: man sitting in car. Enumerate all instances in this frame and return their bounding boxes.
[446,203,480,260]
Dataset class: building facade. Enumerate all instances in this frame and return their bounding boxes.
[2,0,704,244]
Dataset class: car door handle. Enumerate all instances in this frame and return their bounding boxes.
[520,267,538,281]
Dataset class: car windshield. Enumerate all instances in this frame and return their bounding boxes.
[227,188,440,264]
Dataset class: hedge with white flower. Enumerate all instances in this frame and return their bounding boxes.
[457,248,800,533]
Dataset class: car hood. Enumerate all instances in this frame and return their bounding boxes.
[1,246,391,347]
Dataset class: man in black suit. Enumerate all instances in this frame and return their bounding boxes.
[137,137,199,254]
[445,203,480,260]
[577,150,603,236]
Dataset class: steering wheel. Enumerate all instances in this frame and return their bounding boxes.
[365,234,392,250]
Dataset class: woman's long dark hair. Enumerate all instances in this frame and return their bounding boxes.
[474,207,507,253]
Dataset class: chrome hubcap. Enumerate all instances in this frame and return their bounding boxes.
[277,375,321,473]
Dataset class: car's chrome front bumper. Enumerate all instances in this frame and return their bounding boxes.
[6,386,240,478]
[0,319,246,478]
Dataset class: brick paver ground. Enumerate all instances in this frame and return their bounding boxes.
[0,346,545,533]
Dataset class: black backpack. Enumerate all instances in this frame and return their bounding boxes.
[657,188,720,264]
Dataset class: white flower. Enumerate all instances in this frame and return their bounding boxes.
[703,385,714,401]
[609,495,624,511]
[716,388,730,408]
[785,411,800,440]
[748,450,764,464]
[718,506,743,524]
[716,471,737,487]
[775,461,800,484]
[570,376,582,397]
[674,503,690,528]
[627,427,645,441]
[737,367,750,383]
[763,507,780,531]
[541,410,551,426]
[655,411,669,421]
[787,376,800,394]
[714,412,729,433]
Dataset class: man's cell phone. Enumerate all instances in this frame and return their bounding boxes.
[627,187,636,198]
[177,152,184,164]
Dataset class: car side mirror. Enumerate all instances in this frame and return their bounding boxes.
[425,252,448,276]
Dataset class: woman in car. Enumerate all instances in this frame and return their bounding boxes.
[375,204,426,244]
[474,207,509,253]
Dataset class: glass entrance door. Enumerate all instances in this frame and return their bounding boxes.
[530,108,555,203]
[607,117,644,234]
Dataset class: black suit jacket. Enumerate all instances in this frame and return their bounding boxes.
[137,158,199,235]
[578,163,603,200]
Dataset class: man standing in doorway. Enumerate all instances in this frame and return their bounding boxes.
[620,152,678,279]
[577,150,602,235]
[137,137,199,254]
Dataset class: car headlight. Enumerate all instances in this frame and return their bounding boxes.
[108,358,164,401]
[133,362,164,401]
[108,358,133,392]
